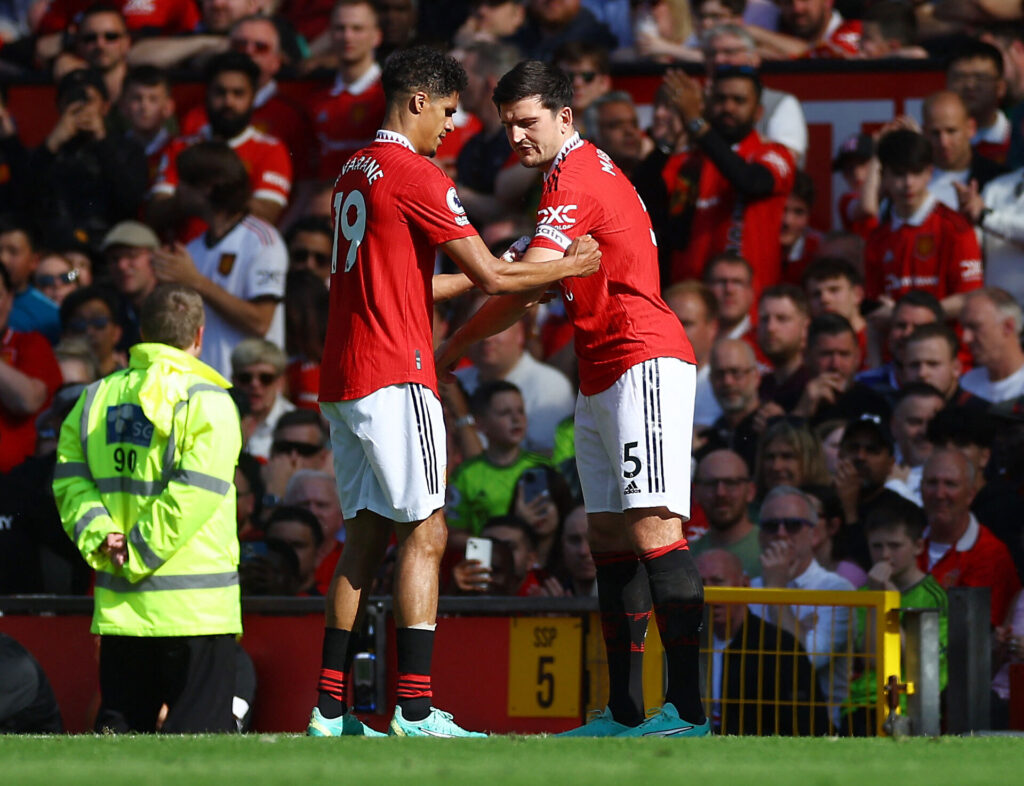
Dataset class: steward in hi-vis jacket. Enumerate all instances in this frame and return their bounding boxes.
[54,284,242,733]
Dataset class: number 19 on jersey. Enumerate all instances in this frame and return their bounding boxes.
[332,189,367,274]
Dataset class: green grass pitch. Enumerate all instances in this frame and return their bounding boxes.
[2,735,1022,786]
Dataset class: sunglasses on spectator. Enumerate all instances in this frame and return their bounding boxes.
[36,270,80,288]
[68,316,112,332]
[271,440,323,457]
[236,371,279,386]
[759,517,814,535]
[564,70,599,84]
[231,38,273,55]
[81,31,125,43]
[291,248,332,267]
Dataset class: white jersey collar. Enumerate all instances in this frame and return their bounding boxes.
[331,62,382,97]
[544,131,584,181]
[376,129,416,152]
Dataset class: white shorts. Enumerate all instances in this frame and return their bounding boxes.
[575,358,695,517]
[321,384,447,524]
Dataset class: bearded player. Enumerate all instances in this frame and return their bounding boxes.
[308,48,601,739]
[437,60,708,738]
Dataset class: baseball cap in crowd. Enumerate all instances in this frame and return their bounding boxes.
[100,221,160,251]
[840,413,894,453]
[832,133,875,172]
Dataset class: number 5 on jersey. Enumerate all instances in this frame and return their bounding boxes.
[332,189,367,274]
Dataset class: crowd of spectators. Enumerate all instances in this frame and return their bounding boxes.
[3,0,1024,734]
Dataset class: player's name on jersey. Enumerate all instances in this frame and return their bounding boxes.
[342,154,385,184]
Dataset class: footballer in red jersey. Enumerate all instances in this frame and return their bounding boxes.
[308,48,600,741]
[438,60,707,739]
[668,67,795,298]
[865,130,982,319]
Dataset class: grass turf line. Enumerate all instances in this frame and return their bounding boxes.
[2,735,1021,786]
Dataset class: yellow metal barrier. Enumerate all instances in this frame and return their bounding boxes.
[585,587,902,736]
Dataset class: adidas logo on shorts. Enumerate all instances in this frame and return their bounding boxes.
[623,480,641,495]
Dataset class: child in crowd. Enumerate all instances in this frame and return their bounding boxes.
[843,495,948,735]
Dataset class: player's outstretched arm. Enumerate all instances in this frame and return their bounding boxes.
[440,233,600,296]
[433,272,476,302]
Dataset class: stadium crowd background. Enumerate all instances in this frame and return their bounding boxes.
[2,0,1024,733]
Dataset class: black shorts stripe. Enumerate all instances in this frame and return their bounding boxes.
[410,387,437,495]
[642,365,653,494]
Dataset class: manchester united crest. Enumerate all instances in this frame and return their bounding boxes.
[218,253,237,276]
[914,234,935,258]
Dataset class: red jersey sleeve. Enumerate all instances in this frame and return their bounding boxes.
[16,332,62,400]
[752,144,796,196]
[401,169,478,246]
[252,140,293,206]
[947,218,984,295]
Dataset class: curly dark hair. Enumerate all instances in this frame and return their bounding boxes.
[382,45,467,104]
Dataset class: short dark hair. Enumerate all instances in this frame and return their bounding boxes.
[124,65,171,92]
[493,59,573,113]
[877,129,932,174]
[382,45,468,105]
[711,64,763,102]
[802,256,864,288]
[895,380,945,406]
[863,493,927,541]
[273,409,329,445]
[482,514,538,550]
[808,312,856,348]
[926,407,996,448]
[791,170,815,207]
[470,379,523,417]
[662,281,719,322]
[0,216,36,250]
[904,322,959,358]
[285,216,333,245]
[237,451,265,520]
[266,505,325,548]
[947,39,1004,77]
[553,40,610,74]
[56,68,108,106]
[760,283,811,317]
[177,141,252,215]
[894,289,943,322]
[59,285,120,329]
[705,252,754,282]
[206,51,260,90]
[80,2,127,28]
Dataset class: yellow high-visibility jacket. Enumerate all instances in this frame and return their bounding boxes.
[53,342,242,637]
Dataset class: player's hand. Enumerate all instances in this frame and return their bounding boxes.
[46,100,86,152]
[100,532,128,568]
[760,540,793,588]
[514,484,557,533]
[152,243,201,288]
[76,103,106,140]
[797,372,844,413]
[663,69,704,123]
[565,234,601,278]
[866,560,895,591]
[452,559,491,593]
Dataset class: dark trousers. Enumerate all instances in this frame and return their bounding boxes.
[96,634,237,734]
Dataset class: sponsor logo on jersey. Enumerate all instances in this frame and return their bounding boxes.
[596,148,617,175]
[884,273,939,293]
[961,258,983,281]
[263,171,291,191]
[218,253,236,276]
[123,0,156,13]
[624,480,641,495]
[537,204,578,228]
[106,404,154,448]
[255,270,284,286]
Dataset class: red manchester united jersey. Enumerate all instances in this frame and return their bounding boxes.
[671,130,795,296]
[864,194,983,302]
[838,190,880,239]
[319,131,479,402]
[806,12,861,58]
[308,65,387,182]
[528,135,696,396]
[38,0,199,34]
